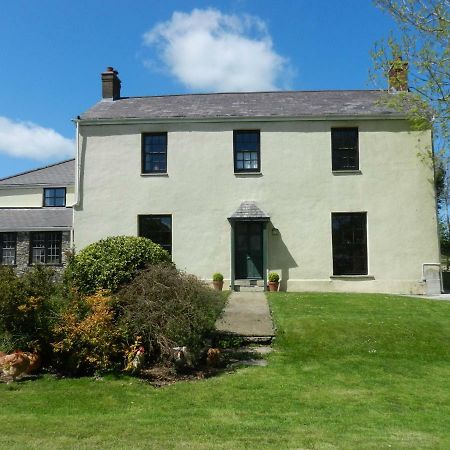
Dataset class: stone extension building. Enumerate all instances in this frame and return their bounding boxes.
[0,159,74,274]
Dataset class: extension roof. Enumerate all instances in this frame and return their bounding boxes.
[80,90,405,121]
[0,208,73,231]
[0,159,75,187]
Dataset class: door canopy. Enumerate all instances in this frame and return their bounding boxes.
[228,201,270,222]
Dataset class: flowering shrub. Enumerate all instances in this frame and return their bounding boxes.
[52,291,126,374]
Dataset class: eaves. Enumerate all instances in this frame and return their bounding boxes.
[74,113,408,126]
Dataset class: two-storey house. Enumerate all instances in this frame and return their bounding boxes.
[73,67,440,294]
[0,159,74,273]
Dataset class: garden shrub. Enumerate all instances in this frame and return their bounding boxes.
[68,236,172,294]
[117,264,226,362]
[0,265,66,361]
[52,290,126,375]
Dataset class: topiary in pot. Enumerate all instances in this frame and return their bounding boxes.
[212,272,224,291]
[268,272,280,292]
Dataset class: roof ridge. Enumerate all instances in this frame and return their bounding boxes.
[117,89,387,100]
[0,158,75,182]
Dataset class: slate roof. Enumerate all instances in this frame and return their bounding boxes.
[0,208,73,231]
[0,159,75,186]
[229,201,270,221]
[80,90,405,121]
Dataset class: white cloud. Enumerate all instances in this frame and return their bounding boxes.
[0,116,74,160]
[143,8,293,92]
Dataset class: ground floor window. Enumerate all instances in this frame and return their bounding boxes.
[0,232,17,265]
[30,231,62,265]
[332,212,367,275]
[138,215,172,254]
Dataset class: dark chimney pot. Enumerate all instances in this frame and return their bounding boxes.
[101,67,121,100]
[388,57,408,92]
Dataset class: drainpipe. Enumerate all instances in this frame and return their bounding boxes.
[262,222,268,291]
[230,223,235,291]
[74,119,81,207]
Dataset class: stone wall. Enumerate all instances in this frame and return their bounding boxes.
[13,231,71,276]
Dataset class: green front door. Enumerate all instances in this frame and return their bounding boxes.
[235,222,263,279]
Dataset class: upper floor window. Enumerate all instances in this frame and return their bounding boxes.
[234,130,260,173]
[30,231,62,265]
[138,215,172,254]
[44,188,66,207]
[331,128,359,171]
[142,133,167,174]
[0,232,16,265]
[331,212,367,275]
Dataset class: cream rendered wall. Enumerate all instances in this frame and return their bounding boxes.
[74,120,439,294]
[0,186,75,207]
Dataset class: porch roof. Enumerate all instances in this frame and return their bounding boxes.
[228,201,270,221]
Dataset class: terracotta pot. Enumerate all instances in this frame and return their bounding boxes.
[268,281,279,292]
[213,280,224,291]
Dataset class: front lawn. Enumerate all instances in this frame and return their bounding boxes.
[2,292,450,449]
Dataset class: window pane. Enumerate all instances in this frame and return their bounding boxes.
[138,215,172,254]
[44,188,66,207]
[31,232,46,264]
[47,232,61,264]
[1,232,16,265]
[332,213,367,275]
[234,131,260,172]
[142,133,167,173]
[331,128,359,171]
[30,232,62,265]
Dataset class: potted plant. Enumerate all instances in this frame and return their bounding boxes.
[212,272,224,291]
[268,272,280,292]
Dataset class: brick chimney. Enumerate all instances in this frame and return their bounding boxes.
[388,57,408,92]
[101,67,121,100]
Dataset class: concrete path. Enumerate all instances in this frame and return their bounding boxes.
[215,291,275,339]
[405,293,450,302]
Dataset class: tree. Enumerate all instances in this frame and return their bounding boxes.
[371,0,449,258]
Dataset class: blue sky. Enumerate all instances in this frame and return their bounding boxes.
[0,0,396,179]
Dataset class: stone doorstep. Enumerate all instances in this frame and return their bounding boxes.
[234,279,265,287]
[235,286,265,292]
[233,279,266,292]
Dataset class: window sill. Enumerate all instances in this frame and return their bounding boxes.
[234,172,262,177]
[28,263,63,267]
[141,173,169,177]
[332,170,362,176]
[330,275,374,280]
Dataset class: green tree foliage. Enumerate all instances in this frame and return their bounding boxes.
[371,0,449,138]
[371,0,449,250]
[0,266,64,360]
[68,236,172,294]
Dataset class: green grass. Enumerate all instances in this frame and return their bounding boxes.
[2,292,450,449]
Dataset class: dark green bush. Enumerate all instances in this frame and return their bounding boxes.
[0,265,66,361]
[117,264,226,362]
[68,236,172,294]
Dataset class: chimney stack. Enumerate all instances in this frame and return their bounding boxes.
[388,57,408,92]
[101,67,121,100]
